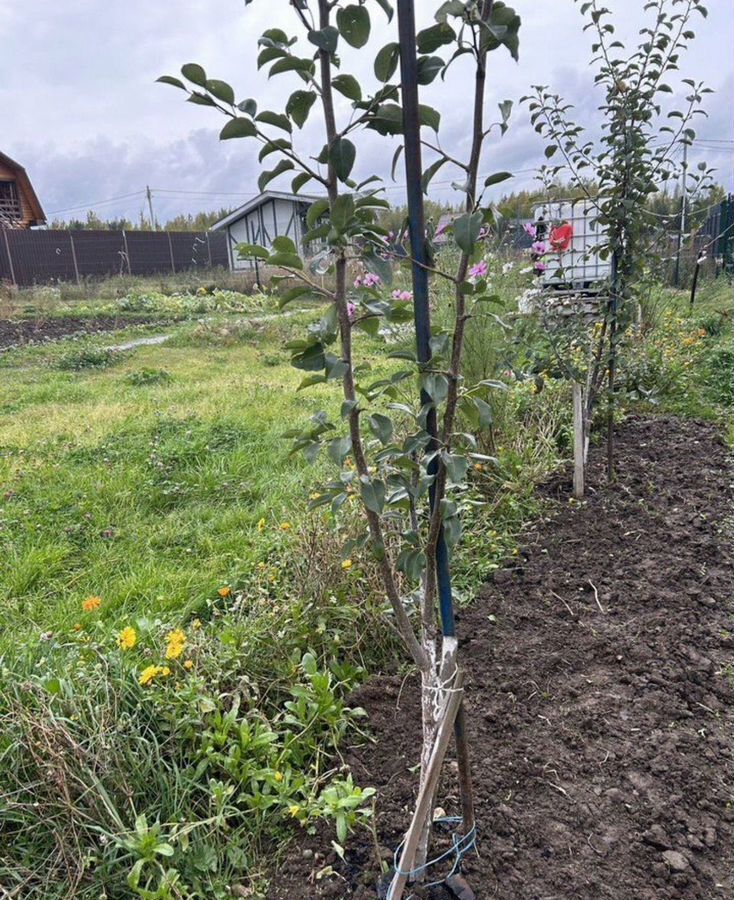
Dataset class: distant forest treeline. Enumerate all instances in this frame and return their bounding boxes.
[49,181,727,233]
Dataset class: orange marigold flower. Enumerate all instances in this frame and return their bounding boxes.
[218,586,231,598]
[165,628,186,660]
[82,596,102,613]
[183,659,194,670]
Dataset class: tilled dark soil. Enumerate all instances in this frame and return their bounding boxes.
[270,416,734,900]
[0,316,159,351]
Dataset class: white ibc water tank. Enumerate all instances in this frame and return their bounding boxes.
[532,199,611,289]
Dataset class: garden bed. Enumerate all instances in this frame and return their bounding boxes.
[0,315,161,350]
[270,415,734,899]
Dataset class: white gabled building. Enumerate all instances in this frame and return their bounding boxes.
[210,190,325,271]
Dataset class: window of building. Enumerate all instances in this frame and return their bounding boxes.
[0,180,22,220]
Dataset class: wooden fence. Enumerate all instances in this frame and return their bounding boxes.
[0,229,229,286]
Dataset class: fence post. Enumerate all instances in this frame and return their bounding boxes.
[206,231,212,267]
[68,232,81,285]
[573,382,585,499]
[167,232,176,274]
[2,229,17,286]
[122,230,132,275]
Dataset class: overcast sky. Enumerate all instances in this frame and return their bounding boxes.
[2,0,732,224]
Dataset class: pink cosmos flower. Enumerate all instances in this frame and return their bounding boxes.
[354,272,381,289]
[531,241,548,256]
[347,301,357,321]
[524,222,537,238]
[533,261,547,274]
[434,221,450,237]
[468,260,488,282]
[391,290,413,302]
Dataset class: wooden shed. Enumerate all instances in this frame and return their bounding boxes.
[210,190,325,270]
[0,152,46,229]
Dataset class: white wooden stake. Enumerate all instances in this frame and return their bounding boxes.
[573,382,585,499]
[387,671,465,900]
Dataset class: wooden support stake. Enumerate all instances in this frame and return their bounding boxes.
[572,382,585,499]
[388,671,465,900]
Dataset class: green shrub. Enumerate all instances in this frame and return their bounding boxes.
[56,346,119,371]
[125,368,173,386]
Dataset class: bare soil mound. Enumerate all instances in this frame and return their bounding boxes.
[270,415,734,900]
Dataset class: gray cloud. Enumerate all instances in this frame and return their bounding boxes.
[2,0,731,223]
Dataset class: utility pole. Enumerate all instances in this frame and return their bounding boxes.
[146,185,157,230]
[673,140,688,287]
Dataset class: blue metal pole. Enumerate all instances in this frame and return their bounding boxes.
[396,0,455,638]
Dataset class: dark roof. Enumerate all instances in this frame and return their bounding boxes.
[0,151,46,225]
[209,190,325,231]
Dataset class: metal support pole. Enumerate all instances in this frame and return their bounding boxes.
[122,230,132,275]
[397,0,474,841]
[397,0,455,638]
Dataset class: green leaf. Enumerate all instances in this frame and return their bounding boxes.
[272,235,297,254]
[483,4,521,61]
[359,477,386,515]
[397,547,426,581]
[336,5,371,49]
[236,243,269,260]
[416,22,455,53]
[544,145,558,158]
[453,211,483,254]
[330,194,355,233]
[292,172,312,194]
[257,46,287,69]
[206,79,235,104]
[441,450,469,484]
[286,90,317,129]
[328,435,352,466]
[366,102,404,136]
[332,74,363,102]
[258,159,295,192]
[256,110,293,133]
[422,157,447,194]
[259,138,291,161]
[307,198,330,228]
[418,104,440,132]
[269,57,315,78]
[416,55,444,84]
[423,373,449,404]
[156,75,186,90]
[268,251,303,269]
[220,118,257,140]
[238,98,258,116]
[308,26,339,53]
[368,414,394,445]
[374,0,394,21]
[187,92,217,107]
[279,285,312,308]
[484,171,513,187]
[329,138,356,182]
[374,42,400,82]
[181,63,207,86]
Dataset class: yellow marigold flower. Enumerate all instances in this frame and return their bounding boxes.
[257,517,266,532]
[341,559,353,570]
[139,665,160,686]
[274,771,284,782]
[309,492,321,500]
[118,627,137,651]
[474,463,485,472]
[280,522,291,531]
[218,586,231,598]
[165,629,186,660]
[73,623,82,631]
[82,596,102,613]
[161,666,171,677]
[288,805,301,818]
[183,659,194,670]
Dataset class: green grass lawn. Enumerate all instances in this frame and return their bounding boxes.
[0,315,338,650]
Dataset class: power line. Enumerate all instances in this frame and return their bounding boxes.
[47,190,146,216]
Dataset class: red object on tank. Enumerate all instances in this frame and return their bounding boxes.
[550,222,574,251]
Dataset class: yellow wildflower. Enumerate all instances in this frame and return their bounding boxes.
[165,628,186,660]
[288,805,301,818]
[474,463,485,472]
[118,627,137,651]
[257,517,266,532]
[183,659,194,670]
[161,666,171,677]
[218,586,231,598]
[341,559,353,570]
[192,618,202,630]
[139,665,161,686]
[274,771,284,783]
[280,522,291,531]
[309,492,321,500]
[82,596,102,613]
